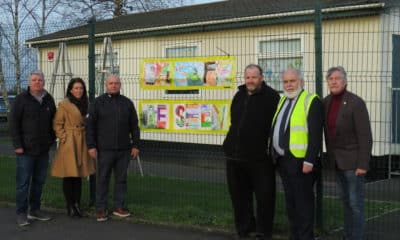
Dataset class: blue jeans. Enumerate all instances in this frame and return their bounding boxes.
[16,152,49,215]
[336,170,365,240]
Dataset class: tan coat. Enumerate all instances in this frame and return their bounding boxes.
[51,98,95,177]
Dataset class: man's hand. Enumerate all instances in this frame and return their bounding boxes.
[131,147,139,159]
[355,168,367,176]
[15,148,24,154]
[302,163,313,174]
[88,148,97,160]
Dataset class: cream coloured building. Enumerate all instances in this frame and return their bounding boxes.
[26,0,400,160]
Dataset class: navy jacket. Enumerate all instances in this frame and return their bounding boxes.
[86,93,140,151]
[10,89,56,156]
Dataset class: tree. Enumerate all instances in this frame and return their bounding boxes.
[0,0,41,94]
[0,35,10,113]
[0,0,71,100]
[25,0,65,36]
[64,0,189,21]
[0,0,192,102]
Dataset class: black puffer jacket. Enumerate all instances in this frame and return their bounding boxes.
[223,82,280,161]
[86,93,140,151]
[10,89,56,156]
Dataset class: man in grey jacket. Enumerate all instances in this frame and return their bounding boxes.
[324,66,373,240]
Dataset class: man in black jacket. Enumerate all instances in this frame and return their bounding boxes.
[10,70,56,226]
[223,64,280,240]
[86,75,140,222]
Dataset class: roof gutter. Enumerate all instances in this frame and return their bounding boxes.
[25,3,385,46]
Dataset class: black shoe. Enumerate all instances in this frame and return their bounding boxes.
[232,234,251,240]
[73,203,88,217]
[255,233,272,240]
[67,205,80,218]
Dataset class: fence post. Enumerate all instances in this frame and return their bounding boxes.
[88,17,96,102]
[314,1,324,235]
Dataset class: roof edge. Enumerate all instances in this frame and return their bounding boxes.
[25,2,385,47]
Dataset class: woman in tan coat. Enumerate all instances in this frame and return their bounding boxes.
[51,78,95,218]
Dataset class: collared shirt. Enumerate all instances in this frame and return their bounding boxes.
[273,97,297,156]
[30,90,46,104]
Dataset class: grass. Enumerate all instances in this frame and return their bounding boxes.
[0,136,11,144]
[1,155,399,235]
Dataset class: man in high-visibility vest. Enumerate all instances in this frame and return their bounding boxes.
[270,68,323,240]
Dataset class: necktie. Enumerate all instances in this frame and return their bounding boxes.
[279,99,292,149]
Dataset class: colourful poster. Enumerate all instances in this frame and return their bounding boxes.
[140,103,169,130]
[174,104,186,130]
[142,62,172,86]
[139,56,236,90]
[140,100,230,134]
[209,103,228,130]
[185,104,201,129]
[204,60,234,86]
[201,104,212,128]
[174,62,204,86]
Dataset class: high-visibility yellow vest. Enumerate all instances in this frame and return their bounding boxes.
[272,90,318,158]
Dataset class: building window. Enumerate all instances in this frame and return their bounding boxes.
[258,39,303,91]
[166,46,197,58]
[165,46,199,95]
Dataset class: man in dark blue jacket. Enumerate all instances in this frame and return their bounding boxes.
[223,64,280,240]
[86,75,140,222]
[10,70,56,226]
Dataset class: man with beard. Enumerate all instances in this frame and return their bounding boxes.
[223,64,280,240]
[270,68,323,240]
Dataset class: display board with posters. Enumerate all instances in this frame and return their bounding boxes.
[139,100,230,134]
[139,56,236,90]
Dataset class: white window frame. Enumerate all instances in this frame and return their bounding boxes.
[255,34,304,92]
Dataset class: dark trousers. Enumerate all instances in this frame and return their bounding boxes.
[226,159,276,238]
[96,150,130,212]
[277,157,315,240]
[16,152,49,214]
[63,177,82,207]
[89,174,96,206]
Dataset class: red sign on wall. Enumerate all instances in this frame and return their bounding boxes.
[47,52,54,61]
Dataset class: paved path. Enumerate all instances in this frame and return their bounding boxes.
[0,207,231,240]
[323,209,400,240]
